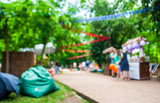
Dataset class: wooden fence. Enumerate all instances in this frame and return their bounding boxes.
[2,52,36,77]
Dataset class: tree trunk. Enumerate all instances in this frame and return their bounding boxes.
[148,44,150,56]
[40,43,46,65]
[5,19,9,73]
[156,44,158,63]
[108,35,112,47]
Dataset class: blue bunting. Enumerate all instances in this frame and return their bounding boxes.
[96,17,99,21]
[146,8,149,11]
[136,10,139,14]
[133,11,136,15]
[105,16,108,20]
[142,8,146,13]
[87,19,90,22]
[99,17,103,21]
[122,13,125,17]
[72,5,160,23]
[102,16,105,20]
[139,9,143,14]
[118,14,122,18]
[129,11,132,15]
[93,18,96,21]
[112,15,115,19]
[115,14,119,18]
[108,15,111,19]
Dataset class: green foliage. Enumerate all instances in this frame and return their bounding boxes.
[140,0,160,63]
[90,0,139,66]
[0,0,89,65]
[1,0,160,66]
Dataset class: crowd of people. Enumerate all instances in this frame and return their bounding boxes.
[77,60,93,71]
[51,50,160,81]
[51,59,96,74]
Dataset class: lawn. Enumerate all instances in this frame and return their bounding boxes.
[0,81,89,103]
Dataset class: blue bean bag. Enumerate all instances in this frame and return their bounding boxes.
[0,72,20,100]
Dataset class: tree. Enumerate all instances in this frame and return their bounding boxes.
[139,0,160,63]
[0,0,90,67]
[89,0,139,67]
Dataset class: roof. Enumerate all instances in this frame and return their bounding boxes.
[103,47,117,54]
[122,36,147,47]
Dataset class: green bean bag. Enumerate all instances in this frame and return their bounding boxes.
[20,66,59,98]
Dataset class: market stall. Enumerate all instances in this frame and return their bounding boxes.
[102,47,117,76]
[122,36,150,80]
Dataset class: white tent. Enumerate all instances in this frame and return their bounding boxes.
[34,42,56,55]
[20,42,56,55]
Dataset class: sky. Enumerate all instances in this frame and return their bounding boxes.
[66,0,114,18]
[2,0,141,19]
[1,0,114,18]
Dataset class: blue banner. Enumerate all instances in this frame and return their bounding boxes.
[72,5,159,23]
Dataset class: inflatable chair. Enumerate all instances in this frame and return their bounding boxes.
[20,66,59,98]
[0,73,20,100]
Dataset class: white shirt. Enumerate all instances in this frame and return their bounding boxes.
[73,62,77,68]
[82,62,86,67]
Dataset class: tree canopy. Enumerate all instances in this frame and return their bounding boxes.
[0,0,160,67]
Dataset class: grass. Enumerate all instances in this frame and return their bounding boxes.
[0,81,89,103]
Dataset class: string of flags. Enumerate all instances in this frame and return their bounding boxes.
[69,53,92,60]
[60,37,109,48]
[60,24,109,48]
[62,49,90,53]
[61,5,160,60]
[72,5,160,23]
[61,24,106,38]
[60,25,108,59]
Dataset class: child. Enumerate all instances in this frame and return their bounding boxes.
[114,50,121,80]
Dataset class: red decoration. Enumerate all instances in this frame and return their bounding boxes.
[62,24,108,38]
[62,49,90,53]
[61,37,109,48]
[69,53,92,60]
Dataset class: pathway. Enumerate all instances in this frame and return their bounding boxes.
[54,71,160,103]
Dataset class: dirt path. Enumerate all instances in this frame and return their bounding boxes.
[54,71,160,103]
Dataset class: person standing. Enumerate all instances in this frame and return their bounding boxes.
[82,61,86,71]
[110,50,115,64]
[118,50,129,80]
[86,60,90,71]
[55,60,60,74]
[110,50,115,77]
[114,50,121,80]
[73,62,77,69]
[78,63,82,71]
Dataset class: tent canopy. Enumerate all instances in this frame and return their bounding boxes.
[103,47,117,54]
[122,36,147,47]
